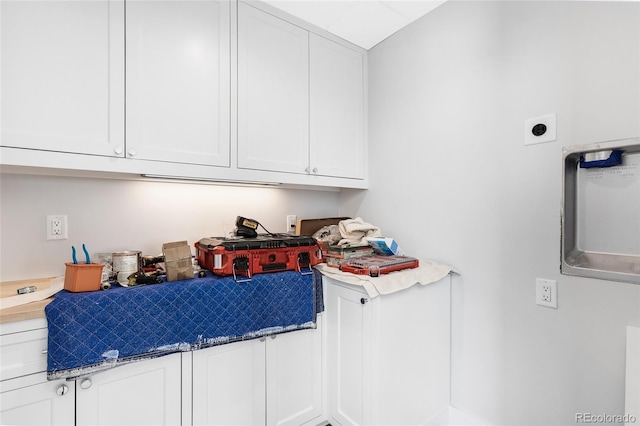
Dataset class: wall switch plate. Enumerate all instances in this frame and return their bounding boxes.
[47,215,68,240]
[286,215,297,234]
[524,113,556,146]
[536,278,557,308]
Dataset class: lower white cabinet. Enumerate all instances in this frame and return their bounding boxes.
[0,350,181,426]
[0,373,75,426]
[192,316,324,426]
[265,323,323,426]
[1,271,453,426]
[192,338,266,425]
[0,316,323,426]
[0,319,73,426]
[75,352,183,426]
[325,276,451,426]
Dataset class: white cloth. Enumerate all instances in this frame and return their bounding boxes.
[315,259,454,298]
[338,217,382,246]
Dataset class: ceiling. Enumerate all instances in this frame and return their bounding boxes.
[261,0,447,50]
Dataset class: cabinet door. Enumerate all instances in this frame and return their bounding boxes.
[326,282,372,426]
[237,2,309,174]
[266,318,323,426]
[310,35,365,179]
[192,339,266,426]
[0,375,75,426]
[75,353,182,426]
[0,0,124,156]
[126,0,230,166]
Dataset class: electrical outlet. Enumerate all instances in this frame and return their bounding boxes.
[536,278,557,309]
[286,215,297,234]
[47,215,68,240]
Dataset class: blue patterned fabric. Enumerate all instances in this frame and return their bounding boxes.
[45,270,322,379]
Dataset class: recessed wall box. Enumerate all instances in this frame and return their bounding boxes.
[524,113,556,145]
[561,137,640,284]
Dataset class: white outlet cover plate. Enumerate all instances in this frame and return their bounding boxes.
[47,215,68,240]
[524,113,556,146]
[286,215,297,233]
[536,278,557,309]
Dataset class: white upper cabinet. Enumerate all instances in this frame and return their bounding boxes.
[0,0,125,156]
[0,0,368,188]
[237,2,310,174]
[126,0,231,166]
[310,34,365,180]
[237,2,366,180]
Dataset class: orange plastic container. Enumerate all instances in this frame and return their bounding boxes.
[64,262,104,292]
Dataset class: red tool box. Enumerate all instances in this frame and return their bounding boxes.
[195,234,322,282]
[339,255,419,277]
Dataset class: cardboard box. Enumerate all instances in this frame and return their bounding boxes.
[295,217,350,236]
[163,241,193,282]
[366,237,405,256]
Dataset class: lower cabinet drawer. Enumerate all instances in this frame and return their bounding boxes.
[0,328,48,381]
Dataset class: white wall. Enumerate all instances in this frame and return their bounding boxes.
[341,1,640,425]
[0,173,340,281]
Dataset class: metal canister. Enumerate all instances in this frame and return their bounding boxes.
[112,251,141,285]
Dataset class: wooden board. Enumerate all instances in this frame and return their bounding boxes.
[295,217,350,237]
[0,277,54,298]
[0,277,56,323]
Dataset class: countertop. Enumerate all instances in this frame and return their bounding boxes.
[0,298,52,324]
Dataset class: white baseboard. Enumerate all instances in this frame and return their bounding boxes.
[426,405,490,426]
[627,326,640,426]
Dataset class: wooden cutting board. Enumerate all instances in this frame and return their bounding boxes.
[295,217,350,237]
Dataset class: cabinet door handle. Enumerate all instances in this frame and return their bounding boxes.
[80,378,92,390]
[56,385,69,396]
[260,337,266,342]
[114,146,123,155]
[127,149,137,157]
[312,167,318,174]
[305,166,310,173]
[360,297,368,305]
[270,334,277,340]
[41,349,48,354]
